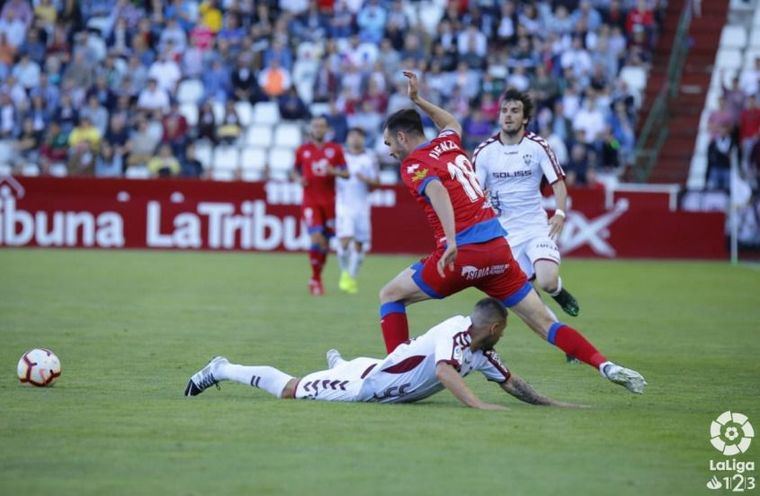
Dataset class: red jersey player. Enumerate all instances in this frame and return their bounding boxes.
[292,116,348,295]
[378,71,646,394]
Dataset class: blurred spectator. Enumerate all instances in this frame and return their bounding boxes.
[217,100,242,144]
[162,102,190,157]
[565,129,594,186]
[39,121,69,172]
[12,52,39,90]
[54,93,79,133]
[0,9,27,48]
[259,59,291,98]
[232,55,265,104]
[148,143,181,177]
[12,117,40,168]
[278,87,310,121]
[68,116,102,175]
[463,108,494,150]
[609,100,636,164]
[357,0,386,44]
[0,92,15,138]
[105,114,130,158]
[708,96,736,139]
[574,96,607,144]
[95,142,123,178]
[324,98,348,143]
[137,78,170,113]
[181,141,204,178]
[203,58,232,102]
[126,116,160,168]
[149,50,182,93]
[197,101,217,144]
[739,95,760,175]
[80,95,109,135]
[740,57,759,97]
[706,125,734,191]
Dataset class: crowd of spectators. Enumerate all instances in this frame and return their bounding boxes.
[707,59,760,191]
[0,0,664,184]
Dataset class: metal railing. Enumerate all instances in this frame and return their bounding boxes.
[632,0,694,182]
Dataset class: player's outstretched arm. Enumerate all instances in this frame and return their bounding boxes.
[548,180,568,239]
[436,362,507,411]
[500,373,586,408]
[403,71,463,137]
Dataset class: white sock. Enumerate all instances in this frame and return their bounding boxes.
[348,246,365,278]
[337,243,350,273]
[215,362,293,398]
[549,277,563,297]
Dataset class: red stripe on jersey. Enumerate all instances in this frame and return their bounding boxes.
[361,363,377,379]
[484,350,511,383]
[381,355,426,374]
[472,133,500,165]
[525,133,564,179]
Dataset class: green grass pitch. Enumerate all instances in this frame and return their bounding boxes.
[1,249,758,495]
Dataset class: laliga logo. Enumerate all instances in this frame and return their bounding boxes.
[710,411,754,455]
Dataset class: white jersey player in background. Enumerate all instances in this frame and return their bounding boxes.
[474,88,580,320]
[185,298,582,409]
[335,127,380,294]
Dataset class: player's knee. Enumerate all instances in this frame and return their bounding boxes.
[379,282,403,304]
[535,271,559,293]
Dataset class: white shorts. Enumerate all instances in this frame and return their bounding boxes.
[508,235,561,280]
[294,357,381,402]
[335,206,371,243]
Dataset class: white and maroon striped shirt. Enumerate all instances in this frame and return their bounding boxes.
[473,132,565,246]
[360,316,511,404]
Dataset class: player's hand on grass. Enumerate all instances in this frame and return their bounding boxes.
[437,243,457,277]
[548,214,565,240]
[403,70,419,102]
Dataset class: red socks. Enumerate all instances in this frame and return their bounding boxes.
[380,302,408,353]
[548,323,606,369]
[309,244,327,280]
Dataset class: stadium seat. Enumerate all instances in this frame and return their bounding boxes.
[212,100,225,123]
[212,146,240,171]
[125,166,150,179]
[619,66,648,98]
[379,169,398,185]
[720,25,748,50]
[194,143,214,169]
[210,169,236,181]
[309,102,329,117]
[0,163,11,176]
[245,125,273,148]
[273,123,302,148]
[268,148,295,181]
[744,48,760,67]
[179,103,198,127]
[49,163,68,177]
[241,169,264,182]
[21,164,40,176]
[0,139,13,160]
[715,49,743,70]
[252,101,280,126]
[234,101,253,127]
[241,147,267,172]
[176,79,205,104]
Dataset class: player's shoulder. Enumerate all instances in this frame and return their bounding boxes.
[430,315,471,337]
[523,132,552,151]
[472,133,501,162]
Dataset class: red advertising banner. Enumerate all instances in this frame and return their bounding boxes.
[0,176,726,259]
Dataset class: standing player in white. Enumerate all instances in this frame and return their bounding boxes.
[336,128,380,294]
[185,298,583,409]
[474,88,580,319]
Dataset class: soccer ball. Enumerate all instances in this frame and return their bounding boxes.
[17,348,62,387]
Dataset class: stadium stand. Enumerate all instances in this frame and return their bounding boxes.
[0,0,668,185]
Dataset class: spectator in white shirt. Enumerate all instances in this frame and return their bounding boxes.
[148,51,182,92]
[11,53,40,90]
[137,78,170,113]
[573,96,607,144]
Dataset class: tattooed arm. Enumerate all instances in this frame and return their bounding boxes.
[500,373,586,408]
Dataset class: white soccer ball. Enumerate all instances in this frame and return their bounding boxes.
[17,348,62,387]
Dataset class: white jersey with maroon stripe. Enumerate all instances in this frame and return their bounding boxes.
[359,315,511,404]
[473,132,565,246]
[294,316,511,404]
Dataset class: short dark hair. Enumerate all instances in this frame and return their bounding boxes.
[347,127,366,137]
[383,108,424,136]
[500,88,534,123]
[471,298,508,327]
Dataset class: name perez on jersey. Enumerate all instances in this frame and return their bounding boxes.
[429,140,460,160]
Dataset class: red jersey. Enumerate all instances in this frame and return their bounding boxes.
[294,141,347,205]
[400,129,505,248]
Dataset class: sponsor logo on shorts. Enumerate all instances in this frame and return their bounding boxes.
[461,264,508,280]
